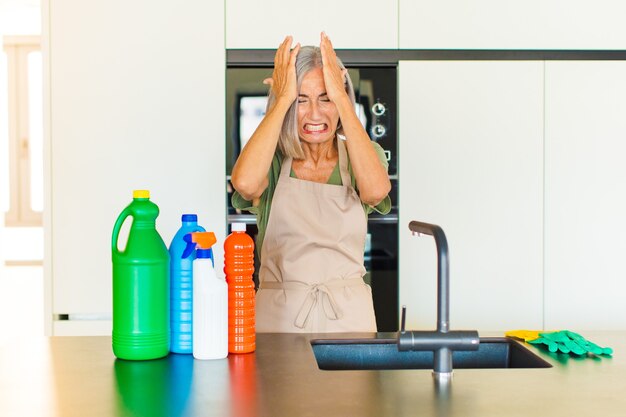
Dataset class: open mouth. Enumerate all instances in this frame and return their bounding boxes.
[303,123,328,134]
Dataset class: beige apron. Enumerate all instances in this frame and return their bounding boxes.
[256,138,377,333]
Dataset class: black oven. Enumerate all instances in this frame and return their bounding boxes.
[226,62,398,331]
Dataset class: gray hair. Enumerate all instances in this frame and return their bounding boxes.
[266,45,356,159]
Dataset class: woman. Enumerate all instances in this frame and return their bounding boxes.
[231,32,391,332]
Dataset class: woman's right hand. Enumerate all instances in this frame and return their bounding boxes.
[264,36,300,105]
[231,36,300,202]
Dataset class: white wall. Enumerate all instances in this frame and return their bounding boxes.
[45,0,225,335]
[227,0,626,50]
[399,0,626,49]
[226,0,398,48]
[398,61,545,331]
[397,60,626,331]
[544,61,626,330]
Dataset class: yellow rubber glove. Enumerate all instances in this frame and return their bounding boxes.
[505,329,542,342]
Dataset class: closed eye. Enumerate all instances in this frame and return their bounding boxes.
[319,93,331,102]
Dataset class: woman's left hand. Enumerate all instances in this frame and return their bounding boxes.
[320,32,349,105]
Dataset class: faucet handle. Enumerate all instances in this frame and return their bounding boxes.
[400,305,407,333]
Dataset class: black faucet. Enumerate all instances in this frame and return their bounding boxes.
[398,220,480,379]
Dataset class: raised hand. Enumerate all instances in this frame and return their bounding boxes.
[264,36,301,105]
[319,32,349,105]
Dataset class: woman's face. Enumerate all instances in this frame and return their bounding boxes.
[297,67,340,145]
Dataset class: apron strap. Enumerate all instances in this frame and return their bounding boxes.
[280,154,293,179]
[336,138,352,188]
[260,277,365,329]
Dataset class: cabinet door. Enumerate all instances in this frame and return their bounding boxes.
[398,61,544,330]
[545,61,626,330]
[47,0,226,334]
[226,0,397,49]
[399,0,626,49]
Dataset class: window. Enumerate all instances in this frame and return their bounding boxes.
[1,36,42,227]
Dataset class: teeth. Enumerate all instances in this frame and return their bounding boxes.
[305,124,326,132]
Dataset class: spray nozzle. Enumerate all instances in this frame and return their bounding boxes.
[182,232,216,266]
[191,232,216,249]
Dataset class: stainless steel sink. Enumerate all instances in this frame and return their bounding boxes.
[311,337,552,370]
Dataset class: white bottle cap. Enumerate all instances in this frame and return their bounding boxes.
[231,222,246,232]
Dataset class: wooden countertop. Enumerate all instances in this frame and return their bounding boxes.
[1,332,624,417]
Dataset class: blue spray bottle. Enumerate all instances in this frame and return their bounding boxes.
[168,214,205,354]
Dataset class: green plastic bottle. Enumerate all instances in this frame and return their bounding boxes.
[112,190,170,360]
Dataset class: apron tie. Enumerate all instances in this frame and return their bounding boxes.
[260,277,365,329]
[294,283,341,329]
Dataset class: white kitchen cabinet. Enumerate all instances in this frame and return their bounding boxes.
[398,61,544,330]
[226,0,398,49]
[399,0,626,50]
[45,0,226,335]
[544,61,626,330]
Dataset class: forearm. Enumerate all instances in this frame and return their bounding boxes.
[336,97,391,206]
[231,98,292,201]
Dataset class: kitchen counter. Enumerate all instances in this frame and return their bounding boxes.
[1,332,624,417]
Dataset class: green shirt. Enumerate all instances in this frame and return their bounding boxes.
[232,141,392,258]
